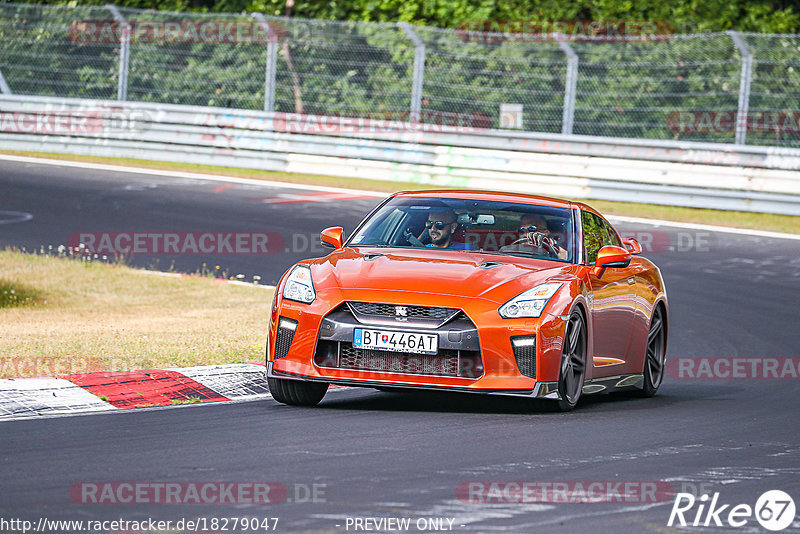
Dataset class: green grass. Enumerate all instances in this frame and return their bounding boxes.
[171,397,202,405]
[0,279,46,308]
[0,249,270,378]
[2,150,798,234]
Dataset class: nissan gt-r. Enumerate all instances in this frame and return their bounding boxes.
[266,190,668,411]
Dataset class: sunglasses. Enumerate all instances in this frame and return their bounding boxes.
[425,220,450,230]
[518,225,539,233]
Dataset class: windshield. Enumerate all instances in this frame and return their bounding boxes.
[348,196,576,263]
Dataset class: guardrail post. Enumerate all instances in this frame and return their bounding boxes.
[252,13,278,112]
[555,33,578,135]
[728,31,753,145]
[0,68,11,94]
[106,5,130,101]
[398,22,425,122]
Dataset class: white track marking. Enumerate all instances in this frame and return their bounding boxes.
[135,269,275,290]
[0,210,33,225]
[0,154,385,197]
[608,215,800,241]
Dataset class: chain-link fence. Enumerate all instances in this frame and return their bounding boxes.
[1,2,799,147]
[0,3,118,99]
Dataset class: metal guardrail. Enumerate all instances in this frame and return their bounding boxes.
[1,94,800,215]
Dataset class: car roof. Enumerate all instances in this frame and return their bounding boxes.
[392,189,581,210]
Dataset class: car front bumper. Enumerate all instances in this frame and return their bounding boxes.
[267,290,570,393]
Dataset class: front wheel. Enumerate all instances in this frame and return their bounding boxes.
[555,310,587,412]
[268,377,328,406]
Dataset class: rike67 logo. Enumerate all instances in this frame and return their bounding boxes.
[668,490,796,531]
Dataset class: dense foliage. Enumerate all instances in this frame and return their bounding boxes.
[7,0,800,34]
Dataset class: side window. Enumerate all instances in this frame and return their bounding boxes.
[581,211,620,264]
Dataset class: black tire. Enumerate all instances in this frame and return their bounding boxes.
[268,377,328,406]
[637,305,667,397]
[556,309,587,412]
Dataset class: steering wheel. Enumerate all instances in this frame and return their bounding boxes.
[504,232,558,257]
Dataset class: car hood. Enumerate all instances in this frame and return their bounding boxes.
[311,247,576,302]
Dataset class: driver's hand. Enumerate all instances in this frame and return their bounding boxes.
[530,231,545,247]
[404,229,424,247]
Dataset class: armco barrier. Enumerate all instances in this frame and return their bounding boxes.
[2,94,800,215]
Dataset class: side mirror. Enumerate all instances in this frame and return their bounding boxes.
[592,245,631,276]
[320,226,344,250]
[622,238,642,255]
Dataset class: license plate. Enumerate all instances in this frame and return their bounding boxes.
[353,328,438,355]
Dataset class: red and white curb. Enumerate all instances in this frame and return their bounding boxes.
[0,363,273,420]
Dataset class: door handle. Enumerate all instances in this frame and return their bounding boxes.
[627,277,635,285]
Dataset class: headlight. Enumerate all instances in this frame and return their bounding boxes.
[498,282,563,319]
[283,265,316,304]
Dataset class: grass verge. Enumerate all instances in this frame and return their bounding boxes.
[0,249,270,379]
[2,150,798,234]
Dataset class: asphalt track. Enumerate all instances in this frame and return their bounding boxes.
[1,157,800,533]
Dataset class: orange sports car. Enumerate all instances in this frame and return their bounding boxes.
[266,190,668,411]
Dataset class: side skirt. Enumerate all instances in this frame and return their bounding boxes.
[582,373,644,395]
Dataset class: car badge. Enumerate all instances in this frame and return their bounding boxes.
[395,306,408,317]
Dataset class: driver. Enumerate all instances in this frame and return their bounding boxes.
[425,209,474,250]
[500,214,568,259]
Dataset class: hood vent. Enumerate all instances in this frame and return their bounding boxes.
[479,261,503,269]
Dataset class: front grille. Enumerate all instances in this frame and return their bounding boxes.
[341,344,459,376]
[314,341,482,378]
[274,317,297,359]
[512,335,536,379]
[348,302,458,322]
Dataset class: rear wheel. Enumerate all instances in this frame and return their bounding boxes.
[638,305,666,397]
[268,377,328,406]
[556,310,587,412]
